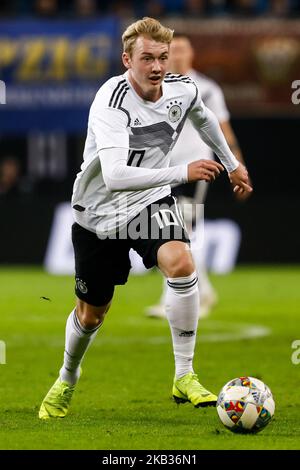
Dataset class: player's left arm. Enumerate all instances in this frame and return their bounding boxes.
[219,120,243,163]
[219,120,252,200]
[189,102,252,197]
[205,83,244,163]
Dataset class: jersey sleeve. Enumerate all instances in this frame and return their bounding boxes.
[90,105,129,151]
[188,90,239,173]
[99,147,188,191]
[189,82,205,119]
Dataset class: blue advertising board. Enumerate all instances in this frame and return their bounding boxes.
[0,18,121,132]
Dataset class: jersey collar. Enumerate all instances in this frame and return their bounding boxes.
[124,71,165,107]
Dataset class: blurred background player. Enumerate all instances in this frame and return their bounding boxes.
[145,35,251,319]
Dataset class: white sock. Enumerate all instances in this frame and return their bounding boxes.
[59,309,101,385]
[165,271,199,379]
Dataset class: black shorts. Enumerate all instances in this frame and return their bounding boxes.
[72,195,189,306]
[172,182,198,199]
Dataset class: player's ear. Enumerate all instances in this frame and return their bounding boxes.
[122,52,131,69]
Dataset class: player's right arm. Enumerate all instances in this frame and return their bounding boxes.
[100,146,187,191]
[187,160,224,182]
[92,103,221,191]
[100,147,222,191]
[92,106,186,191]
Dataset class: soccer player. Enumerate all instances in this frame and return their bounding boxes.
[146,35,251,319]
[39,17,252,419]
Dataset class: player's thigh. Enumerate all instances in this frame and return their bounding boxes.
[72,223,131,307]
[130,195,192,275]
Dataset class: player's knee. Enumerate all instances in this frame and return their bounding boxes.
[79,311,104,329]
[157,241,195,278]
[167,255,195,279]
[76,299,111,329]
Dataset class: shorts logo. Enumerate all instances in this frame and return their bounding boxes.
[168,104,182,122]
[76,278,88,294]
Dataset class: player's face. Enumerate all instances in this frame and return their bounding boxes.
[169,38,194,75]
[123,35,169,102]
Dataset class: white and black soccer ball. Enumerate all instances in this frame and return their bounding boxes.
[217,376,275,433]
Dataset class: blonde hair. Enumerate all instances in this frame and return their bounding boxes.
[122,17,174,57]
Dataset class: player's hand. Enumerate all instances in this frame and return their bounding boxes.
[187,159,224,183]
[229,163,253,196]
[233,174,253,201]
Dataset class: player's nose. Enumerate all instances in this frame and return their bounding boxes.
[152,59,162,72]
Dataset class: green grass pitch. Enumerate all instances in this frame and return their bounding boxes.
[0,266,300,450]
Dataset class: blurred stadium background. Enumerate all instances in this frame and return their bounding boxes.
[0,0,300,268]
[1,0,300,451]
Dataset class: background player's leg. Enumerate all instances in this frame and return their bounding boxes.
[178,183,217,318]
[190,218,218,318]
[145,277,168,318]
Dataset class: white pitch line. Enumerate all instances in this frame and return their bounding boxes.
[86,321,271,345]
[6,320,271,347]
[197,323,271,343]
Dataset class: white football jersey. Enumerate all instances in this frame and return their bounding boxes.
[170,69,230,166]
[72,70,237,235]
[72,71,205,235]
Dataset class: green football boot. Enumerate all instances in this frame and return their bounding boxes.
[38,377,76,420]
[173,372,217,408]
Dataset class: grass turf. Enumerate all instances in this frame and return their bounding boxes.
[0,266,300,450]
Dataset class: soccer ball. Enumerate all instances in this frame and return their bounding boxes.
[217,376,275,433]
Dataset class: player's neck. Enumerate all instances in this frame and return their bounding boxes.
[127,72,162,102]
